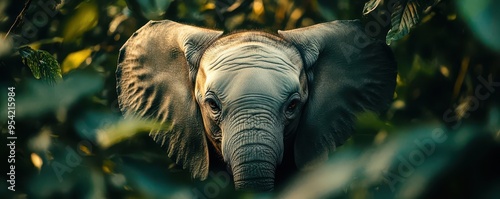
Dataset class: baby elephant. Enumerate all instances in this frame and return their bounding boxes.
[116,19,396,191]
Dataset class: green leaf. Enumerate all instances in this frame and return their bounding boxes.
[19,46,62,85]
[96,118,169,149]
[363,0,382,15]
[279,125,497,198]
[386,0,441,44]
[386,0,422,44]
[62,0,99,42]
[355,111,390,131]
[14,73,103,119]
[62,48,93,74]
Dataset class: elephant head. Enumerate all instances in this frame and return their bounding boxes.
[116,20,396,191]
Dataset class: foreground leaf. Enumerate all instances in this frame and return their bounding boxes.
[363,0,383,15]
[96,118,169,149]
[62,48,93,74]
[280,125,500,198]
[457,0,500,52]
[62,0,99,42]
[14,73,103,119]
[386,0,440,44]
[19,46,62,85]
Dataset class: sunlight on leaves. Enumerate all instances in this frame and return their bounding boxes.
[407,55,437,81]
[363,0,382,15]
[28,127,52,152]
[79,143,93,156]
[0,33,13,57]
[392,100,406,110]
[373,130,389,145]
[279,151,358,199]
[31,153,43,171]
[96,118,168,149]
[19,46,62,85]
[253,0,265,16]
[355,111,390,132]
[62,48,93,74]
[439,65,449,77]
[102,160,115,174]
[63,0,99,42]
[27,37,64,50]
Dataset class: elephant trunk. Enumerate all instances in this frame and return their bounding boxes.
[231,145,277,191]
[224,125,284,191]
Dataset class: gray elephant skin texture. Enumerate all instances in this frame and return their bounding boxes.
[116,19,397,191]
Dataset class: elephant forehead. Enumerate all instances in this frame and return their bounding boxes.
[201,31,303,71]
[207,68,301,105]
[202,42,301,73]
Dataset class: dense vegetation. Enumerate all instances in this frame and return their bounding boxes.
[1,0,499,198]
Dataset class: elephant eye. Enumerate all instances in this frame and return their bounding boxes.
[206,98,221,112]
[287,100,299,111]
[285,94,301,119]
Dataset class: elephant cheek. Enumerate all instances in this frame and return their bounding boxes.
[224,129,283,191]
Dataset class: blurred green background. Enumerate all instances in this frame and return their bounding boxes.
[0,0,499,198]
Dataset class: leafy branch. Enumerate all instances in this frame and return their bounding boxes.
[19,46,62,85]
[363,0,441,44]
[2,0,62,85]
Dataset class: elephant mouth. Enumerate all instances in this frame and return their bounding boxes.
[234,178,275,191]
[232,160,276,191]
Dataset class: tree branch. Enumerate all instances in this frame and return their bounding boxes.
[3,0,33,40]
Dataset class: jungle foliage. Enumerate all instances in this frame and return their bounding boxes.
[0,0,499,198]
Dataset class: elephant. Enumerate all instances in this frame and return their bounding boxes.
[116,19,397,191]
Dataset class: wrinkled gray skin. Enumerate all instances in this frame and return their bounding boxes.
[197,33,307,190]
[116,20,396,191]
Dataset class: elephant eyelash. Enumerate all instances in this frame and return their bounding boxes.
[207,99,220,111]
[204,92,222,121]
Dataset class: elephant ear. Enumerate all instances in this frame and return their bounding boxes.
[116,20,223,179]
[279,20,397,169]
